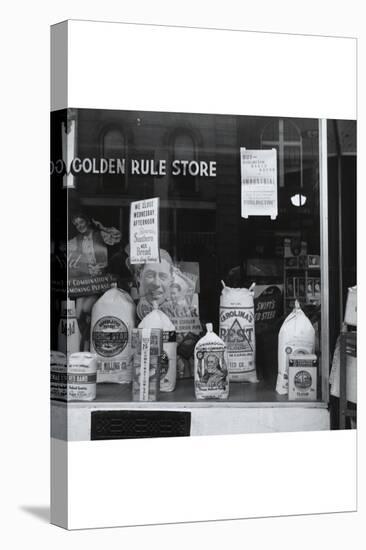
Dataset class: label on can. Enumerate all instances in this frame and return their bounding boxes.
[140,328,151,401]
[50,351,67,400]
[294,370,313,389]
[66,353,97,401]
[132,328,162,401]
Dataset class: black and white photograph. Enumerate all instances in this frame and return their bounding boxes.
[51,107,357,441]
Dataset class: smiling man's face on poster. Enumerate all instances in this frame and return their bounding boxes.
[138,258,173,306]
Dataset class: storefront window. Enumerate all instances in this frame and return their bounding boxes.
[51,109,335,408]
[171,130,197,195]
[261,118,303,189]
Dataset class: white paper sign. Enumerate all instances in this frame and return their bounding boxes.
[240,148,278,219]
[129,197,160,264]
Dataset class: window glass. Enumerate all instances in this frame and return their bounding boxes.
[61,109,327,404]
[102,127,126,193]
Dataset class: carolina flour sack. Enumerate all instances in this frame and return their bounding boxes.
[138,303,177,392]
[276,300,315,395]
[219,282,258,383]
[90,284,136,383]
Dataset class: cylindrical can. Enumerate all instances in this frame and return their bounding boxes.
[57,299,81,356]
[131,328,162,401]
[50,351,67,400]
[67,352,97,401]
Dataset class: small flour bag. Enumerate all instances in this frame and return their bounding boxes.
[276,300,315,395]
[138,302,177,392]
[194,323,229,400]
[90,283,136,383]
[219,282,258,383]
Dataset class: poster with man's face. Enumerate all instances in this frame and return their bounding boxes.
[137,258,172,311]
[132,252,202,379]
[135,253,201,332]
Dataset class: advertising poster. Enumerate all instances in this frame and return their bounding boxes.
[129,197,160,264]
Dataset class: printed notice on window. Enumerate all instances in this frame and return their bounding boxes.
[130,198,160,264]
[240,148,278,219]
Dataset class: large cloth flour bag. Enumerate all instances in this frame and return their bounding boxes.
[219,282,258,383]
[276,300,315,395]
[138,302,177,392]
[90,283,136,383]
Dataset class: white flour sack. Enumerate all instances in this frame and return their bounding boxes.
[90,284,136,383]
[219,282,258,382]
[138,303,177,392]
[194,323,229,400]
[276,300,315,395]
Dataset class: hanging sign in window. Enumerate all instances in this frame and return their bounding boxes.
[240,148,278,219]
[130,197,160,264]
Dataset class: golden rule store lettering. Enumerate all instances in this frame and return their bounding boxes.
[50,157,217,177]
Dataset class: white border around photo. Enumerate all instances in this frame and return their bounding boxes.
[51,19,356,530]
[2,1,364,547]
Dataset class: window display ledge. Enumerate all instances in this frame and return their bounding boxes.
[51,381,330,441]
[52,379,328,409]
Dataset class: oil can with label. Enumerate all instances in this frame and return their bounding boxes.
[57,299,81,355]
[288,354,317,401]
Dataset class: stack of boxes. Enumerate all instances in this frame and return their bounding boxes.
[284,238,321,312]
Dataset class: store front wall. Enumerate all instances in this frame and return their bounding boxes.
[51,108,356,439]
